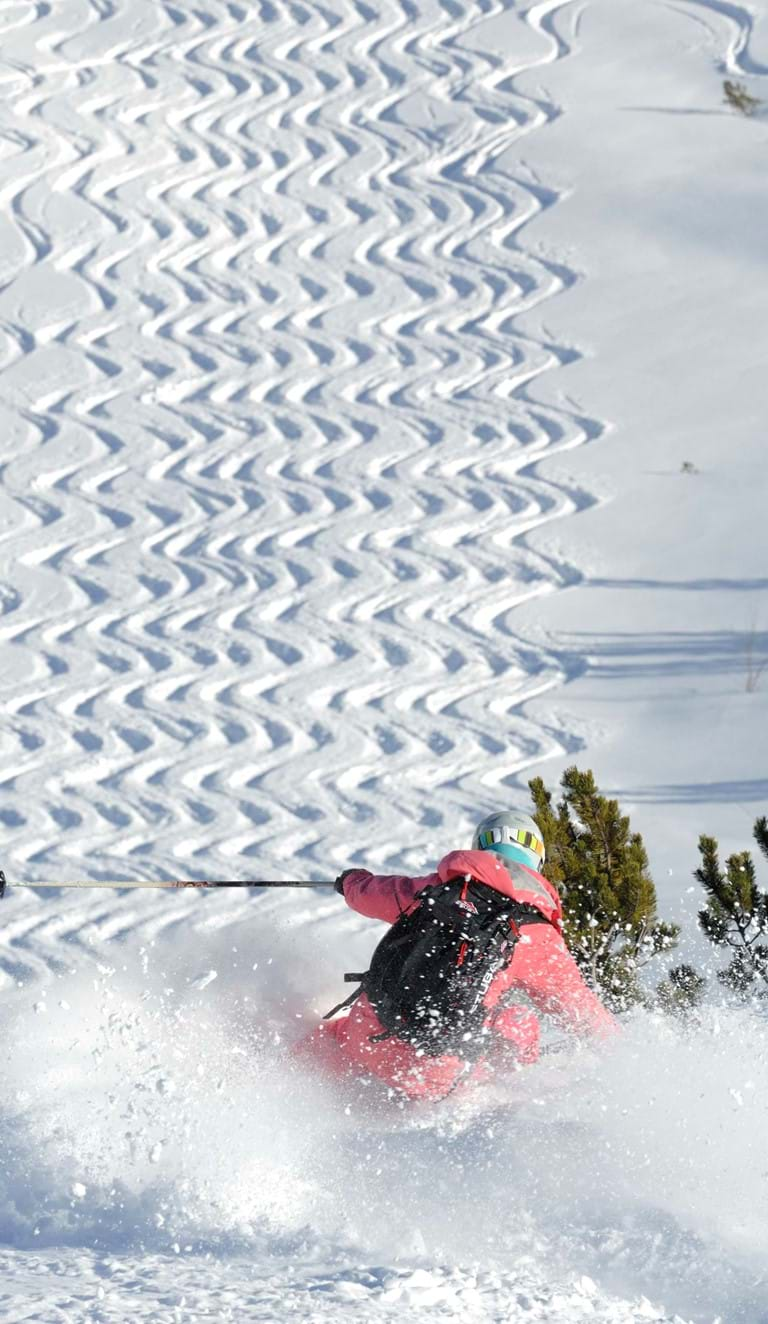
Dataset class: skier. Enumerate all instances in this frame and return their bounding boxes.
[296,811,618,1101]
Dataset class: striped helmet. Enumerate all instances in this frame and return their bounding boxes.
[472,810,546,872]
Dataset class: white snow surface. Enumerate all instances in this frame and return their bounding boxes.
[1,0,767,1319]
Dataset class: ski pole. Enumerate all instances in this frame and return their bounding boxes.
[0,872,334,898]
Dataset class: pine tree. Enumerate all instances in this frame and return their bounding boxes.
[529,767,679,1009]
[696,816,768,994]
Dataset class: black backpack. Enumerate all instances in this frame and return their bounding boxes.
[325,877,553,1058]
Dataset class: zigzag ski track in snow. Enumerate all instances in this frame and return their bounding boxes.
[0,0,599,889]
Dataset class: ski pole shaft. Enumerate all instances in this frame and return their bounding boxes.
[0,875,333,896]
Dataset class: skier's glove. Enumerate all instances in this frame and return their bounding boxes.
[334,869,357,896]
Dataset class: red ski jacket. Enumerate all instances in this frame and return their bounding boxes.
[301,850,617,1101]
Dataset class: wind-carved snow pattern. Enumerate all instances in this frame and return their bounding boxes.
[0,0,598,886]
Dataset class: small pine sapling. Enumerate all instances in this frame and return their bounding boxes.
[696,816,768,994]
[723,80,761,116]
[656,963,707,1017]
[529,767,679,1010]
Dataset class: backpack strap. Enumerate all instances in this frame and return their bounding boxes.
[505,899,557,930]
[323,972,366,1021]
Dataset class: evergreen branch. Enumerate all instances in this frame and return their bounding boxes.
[755,816,768,863]
[696,822,768,992]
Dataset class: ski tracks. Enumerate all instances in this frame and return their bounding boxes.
[676,0,768,76]
[0,0,603,965]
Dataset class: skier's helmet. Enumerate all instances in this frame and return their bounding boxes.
[473,810,545,872]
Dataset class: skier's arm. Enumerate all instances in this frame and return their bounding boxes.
[339,870,437,924]
[488,1004,541,1064]
[507,924,619,1039]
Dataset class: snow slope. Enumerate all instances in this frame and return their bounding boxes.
[1,0,768,1319]
[507,0,768,902]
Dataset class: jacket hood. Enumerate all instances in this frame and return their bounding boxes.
[437,849,562,927]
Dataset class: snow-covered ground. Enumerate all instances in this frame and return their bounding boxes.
[1,0,767,1319]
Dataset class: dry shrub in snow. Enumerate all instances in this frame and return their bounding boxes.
[723,80,761,116]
